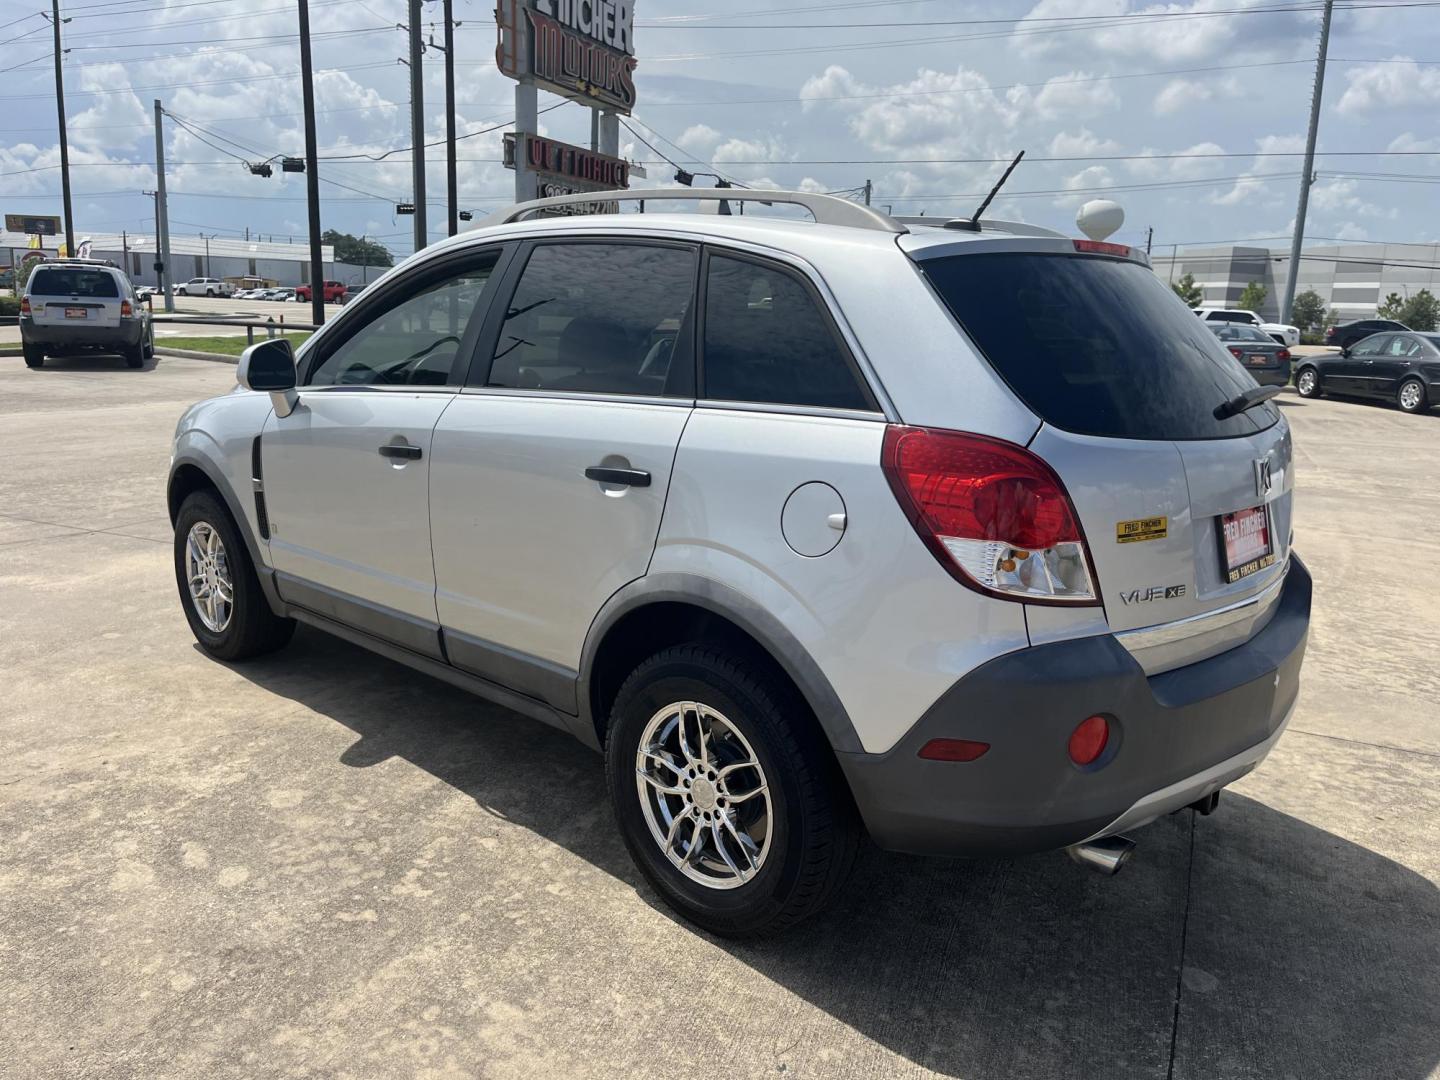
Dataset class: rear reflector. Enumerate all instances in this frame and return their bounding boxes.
[881,426,1097,604]
[1068,715,1110,765]
[918,738,990,762]
[1073,239,1131,258]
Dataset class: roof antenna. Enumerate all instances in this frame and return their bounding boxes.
[951,150,1025,232]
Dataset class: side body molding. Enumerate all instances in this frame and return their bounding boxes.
[577,572,864,754]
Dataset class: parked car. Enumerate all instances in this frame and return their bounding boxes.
[338,282,370,306]
[1194,307,1300,348]
[1323,318,1409,351]
[1296,330,1439,413]
[295,280,347,303]
[167,190,1310,935]
[175,277,234,298]
[1207,323,1292,387]
[20,260,154,369]
[260,288,295,302]
[134,284,156,302]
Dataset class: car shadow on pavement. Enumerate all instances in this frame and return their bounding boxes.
[26,353,159,373]
[228,626,1440,1080]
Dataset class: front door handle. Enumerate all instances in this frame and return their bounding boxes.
[379,443,422,461]
[585,466,651,487]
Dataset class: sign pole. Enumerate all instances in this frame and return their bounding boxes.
[50,0,75,260]
[153,100,175,313]
[515,81,538,204]
[407,0,428,252]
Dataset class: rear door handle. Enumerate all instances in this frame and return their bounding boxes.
[585,466,651,487]
[379,443,422,460]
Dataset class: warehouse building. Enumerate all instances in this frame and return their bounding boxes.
[1149,241,1440,321]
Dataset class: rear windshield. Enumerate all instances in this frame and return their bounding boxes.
[29,268,120,298]
[921,253,1279,440]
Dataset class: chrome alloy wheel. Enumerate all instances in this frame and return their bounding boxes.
[635,701,773,890]
[185,521,233,633]
[1298,370,1317,395]
[1400,381,1423,411]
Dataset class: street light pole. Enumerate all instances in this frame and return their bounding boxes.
[49,0,75,259]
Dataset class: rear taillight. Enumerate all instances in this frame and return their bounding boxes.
[19,296,31,314]
[1277,348,1291,362]
[1228,346,1244,359]
[881,426,1097,604]
[120,299,133,317]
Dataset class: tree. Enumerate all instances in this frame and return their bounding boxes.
[1377,292,1406,321]
[321,229,393,269]
[1171,272,1203,306]
[1237,280,1267,312]
[1291,289,1327,332]
[1376,289,1438,330]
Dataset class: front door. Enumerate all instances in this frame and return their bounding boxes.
[429,239,699,710]
[261,250,504,658]
[1333,333,1388,397]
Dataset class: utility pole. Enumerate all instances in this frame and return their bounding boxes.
[407,0,427,251]
[1146,226,1154,255]
[443,0,458,236]
[1282,0,1334,324]
[863,179,872,206]
[200,233,214,276]
[297,0,325,326]
[152,100,175,312]
[49,0,75,258]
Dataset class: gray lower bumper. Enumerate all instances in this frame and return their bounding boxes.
[21,320,144,350]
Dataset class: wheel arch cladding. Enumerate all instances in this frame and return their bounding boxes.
[168,455,284,616]
[580,574,865,756]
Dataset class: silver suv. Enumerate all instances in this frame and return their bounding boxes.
[168,190,1310,935]
[21,259,154,369]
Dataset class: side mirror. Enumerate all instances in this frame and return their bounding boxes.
[238,338,299,417]
[1339,346,1349,357]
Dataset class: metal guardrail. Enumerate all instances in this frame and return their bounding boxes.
[149,312,322,347]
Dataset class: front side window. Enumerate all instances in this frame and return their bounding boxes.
[1351,336,1386,357]
[307,254,498,387]
[702,254,874,411]
[486,242,696,396]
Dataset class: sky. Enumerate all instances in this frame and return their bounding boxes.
[1,0,1437,260]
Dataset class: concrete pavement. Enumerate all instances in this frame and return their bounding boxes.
[1,355,1436,1079]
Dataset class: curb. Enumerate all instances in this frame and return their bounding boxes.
[155,347,240,364]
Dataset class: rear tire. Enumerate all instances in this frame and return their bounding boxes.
[1398,377,1428,414]
[124,342,144,368]
[1296,367,1322,398]
[605,644,860,937]
[23,343,44,368]
[174,490,295,661]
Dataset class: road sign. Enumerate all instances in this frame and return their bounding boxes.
[5,214,61,236]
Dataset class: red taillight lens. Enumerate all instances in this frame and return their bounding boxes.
[918,738,990,762]
[19,296,31,314]
[1228,346,1244,359]
[120,299,133,317]
[1276,348,1291,362]
[881,426,1096,603]
[1068,715,1110,765]
[1073,239,1130,258]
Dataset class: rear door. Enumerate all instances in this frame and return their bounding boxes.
[1372,333,1421,397]
[428,239,698,709]
[28,266,123,330]
[918,249,1292,651]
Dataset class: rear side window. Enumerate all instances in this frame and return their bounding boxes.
[921,253,1278,440]
[702,254,874,411]
[29,268,120,298]
[487,243,696,397]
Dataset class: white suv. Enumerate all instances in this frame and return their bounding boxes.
[176,277,234,298]
[1195,307,1300,347]
[168,190,1311,935]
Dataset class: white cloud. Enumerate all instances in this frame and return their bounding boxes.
[1049,129,1123,157]
[1387,131,1440,153]
[1030,72,1120,119]
[1337,59,1440,114]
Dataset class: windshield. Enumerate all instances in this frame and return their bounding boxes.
[920,252,1278,440]
[29,268,120,298]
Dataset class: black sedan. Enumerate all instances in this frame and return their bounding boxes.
[1324,318,1409,350]
[1296,330,1440,414]
[1208,323,1293,387]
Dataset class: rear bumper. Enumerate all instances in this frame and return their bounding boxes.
[838,556,1311,857]
[1252,368,1291,387]
[21,318,144,350]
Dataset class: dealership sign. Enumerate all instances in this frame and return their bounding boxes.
[496,0,637,114]
[503,133,629,190]
[5,213,61,236]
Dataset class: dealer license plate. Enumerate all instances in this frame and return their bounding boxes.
[1245,353,1270,366]
[1219,505,1274,583]
[64,307,87,319]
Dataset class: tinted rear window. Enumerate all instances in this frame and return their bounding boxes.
[921,253,1278,440]
[30,268,120,298]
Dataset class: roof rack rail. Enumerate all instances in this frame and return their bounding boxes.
[892,216,1066,239]
[480,187,907,234]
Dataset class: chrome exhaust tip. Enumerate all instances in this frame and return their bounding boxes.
[1066,835,1136,876]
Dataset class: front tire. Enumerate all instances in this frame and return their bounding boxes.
[1398,377,1428,414]
[23,343,44,368]
[605,645,860,937]
[1296,367,1322,398]
[174,491,294,661]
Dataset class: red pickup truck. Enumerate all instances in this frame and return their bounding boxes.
[295,280,347,303]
